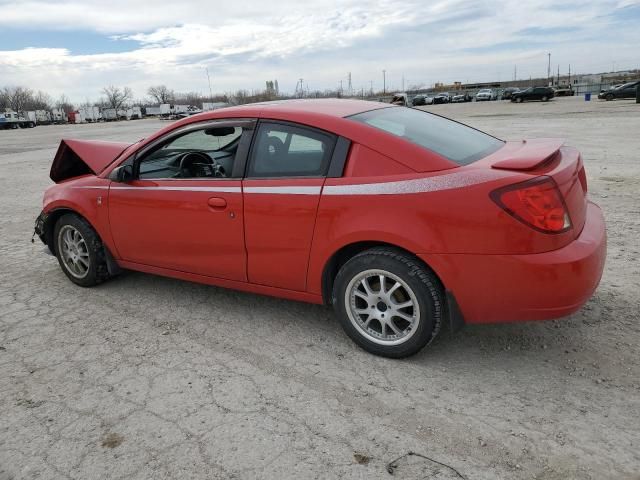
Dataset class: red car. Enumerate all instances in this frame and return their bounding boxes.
[34,99,606,358]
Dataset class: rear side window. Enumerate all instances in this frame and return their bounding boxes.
[349,107,503,165]
[248,122,335,177]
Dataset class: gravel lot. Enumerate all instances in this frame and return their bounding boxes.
[1,97,639,480]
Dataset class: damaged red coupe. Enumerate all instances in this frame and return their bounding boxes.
[34,99,606,357]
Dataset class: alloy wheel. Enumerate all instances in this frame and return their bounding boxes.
[58,225,90,279]
[345,269,420,346]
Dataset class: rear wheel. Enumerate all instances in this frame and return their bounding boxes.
[541,95,549,102]
[333,248,443,358]
[516,97,523,103]
[54,214,110,287]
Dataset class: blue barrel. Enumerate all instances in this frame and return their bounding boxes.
[585,92,591,101]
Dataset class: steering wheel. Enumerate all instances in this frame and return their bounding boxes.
[176,152,224,178]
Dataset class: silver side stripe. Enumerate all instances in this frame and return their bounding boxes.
[323,170,504,196]
[110,186,241,193]
[72,186,109,190]
[244,186,322,195]
[71,171,502,197]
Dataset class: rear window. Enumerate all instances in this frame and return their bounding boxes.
[349,107,503,165]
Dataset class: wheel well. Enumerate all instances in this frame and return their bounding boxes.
[43,208,122,276]
[43,208,80,250]
[321,241,444,305]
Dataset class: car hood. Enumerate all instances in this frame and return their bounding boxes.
[50,139,131,183]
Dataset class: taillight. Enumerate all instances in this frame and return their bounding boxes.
[578,166,588,193]
[491,176,572,234]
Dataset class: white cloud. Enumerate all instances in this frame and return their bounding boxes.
[0,0,638,102]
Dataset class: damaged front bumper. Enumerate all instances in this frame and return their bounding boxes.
[33,211,53,255]
[33,211,47,243]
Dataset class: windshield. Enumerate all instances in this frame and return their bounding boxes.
[349,107,504,166]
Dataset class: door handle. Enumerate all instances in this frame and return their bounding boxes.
[207,197,227,209]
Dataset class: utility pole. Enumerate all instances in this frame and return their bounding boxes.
[370,80,373,95]
[557,64,560,85]
[402,74,405,92]
[514,65,517,81]
[296,78,305,98]
[568,64,571,86]
[382,70,386,94]
[347,72,352,96]
[547,53,551,85]
[205,68,213,99]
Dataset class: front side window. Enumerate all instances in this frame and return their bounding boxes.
[138,125,243,179]
[248,122,335,178]
[349,107,503,166]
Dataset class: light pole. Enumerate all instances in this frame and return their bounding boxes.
[383,70,386,94]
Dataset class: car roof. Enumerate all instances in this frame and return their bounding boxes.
[197,98,390,120]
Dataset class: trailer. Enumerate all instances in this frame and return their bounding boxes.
[51,109,67,124]
[202,102,229,111]
[34,110,53,125]
[78,106,101,122]
[102,108,118,121]
[144,104,171,117]
[68,111,86,124]
[0,109,36,129]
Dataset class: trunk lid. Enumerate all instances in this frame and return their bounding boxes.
[486,139,588,237]
[50,139,131,183]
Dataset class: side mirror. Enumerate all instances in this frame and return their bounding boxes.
[110,164,133,183]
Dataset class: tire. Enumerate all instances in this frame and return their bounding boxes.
[53,214,110,287]
[542,96,548,102]
[332,247,443,358]
[605,94,614,101]
[516,97,523,103]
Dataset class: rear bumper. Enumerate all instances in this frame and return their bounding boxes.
[419,202,606,324]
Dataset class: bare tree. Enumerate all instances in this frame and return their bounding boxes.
[29,90,53,110]
[1,86,33,112]
[102,85,133,110]
[147,85,174,104]
[56,94,75,114]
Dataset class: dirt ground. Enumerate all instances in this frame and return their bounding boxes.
[0,97,638,480]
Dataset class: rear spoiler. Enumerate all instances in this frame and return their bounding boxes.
[50,139,131,183]
[491,138,564,171]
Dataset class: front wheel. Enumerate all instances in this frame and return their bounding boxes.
[541,96,549,102]
[54,214,110,287]
[516,97,523,103]
[333,248,443,358]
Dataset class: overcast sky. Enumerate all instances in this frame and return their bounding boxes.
[0,0,638,102]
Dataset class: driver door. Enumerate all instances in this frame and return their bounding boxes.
[108,119,254,281]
